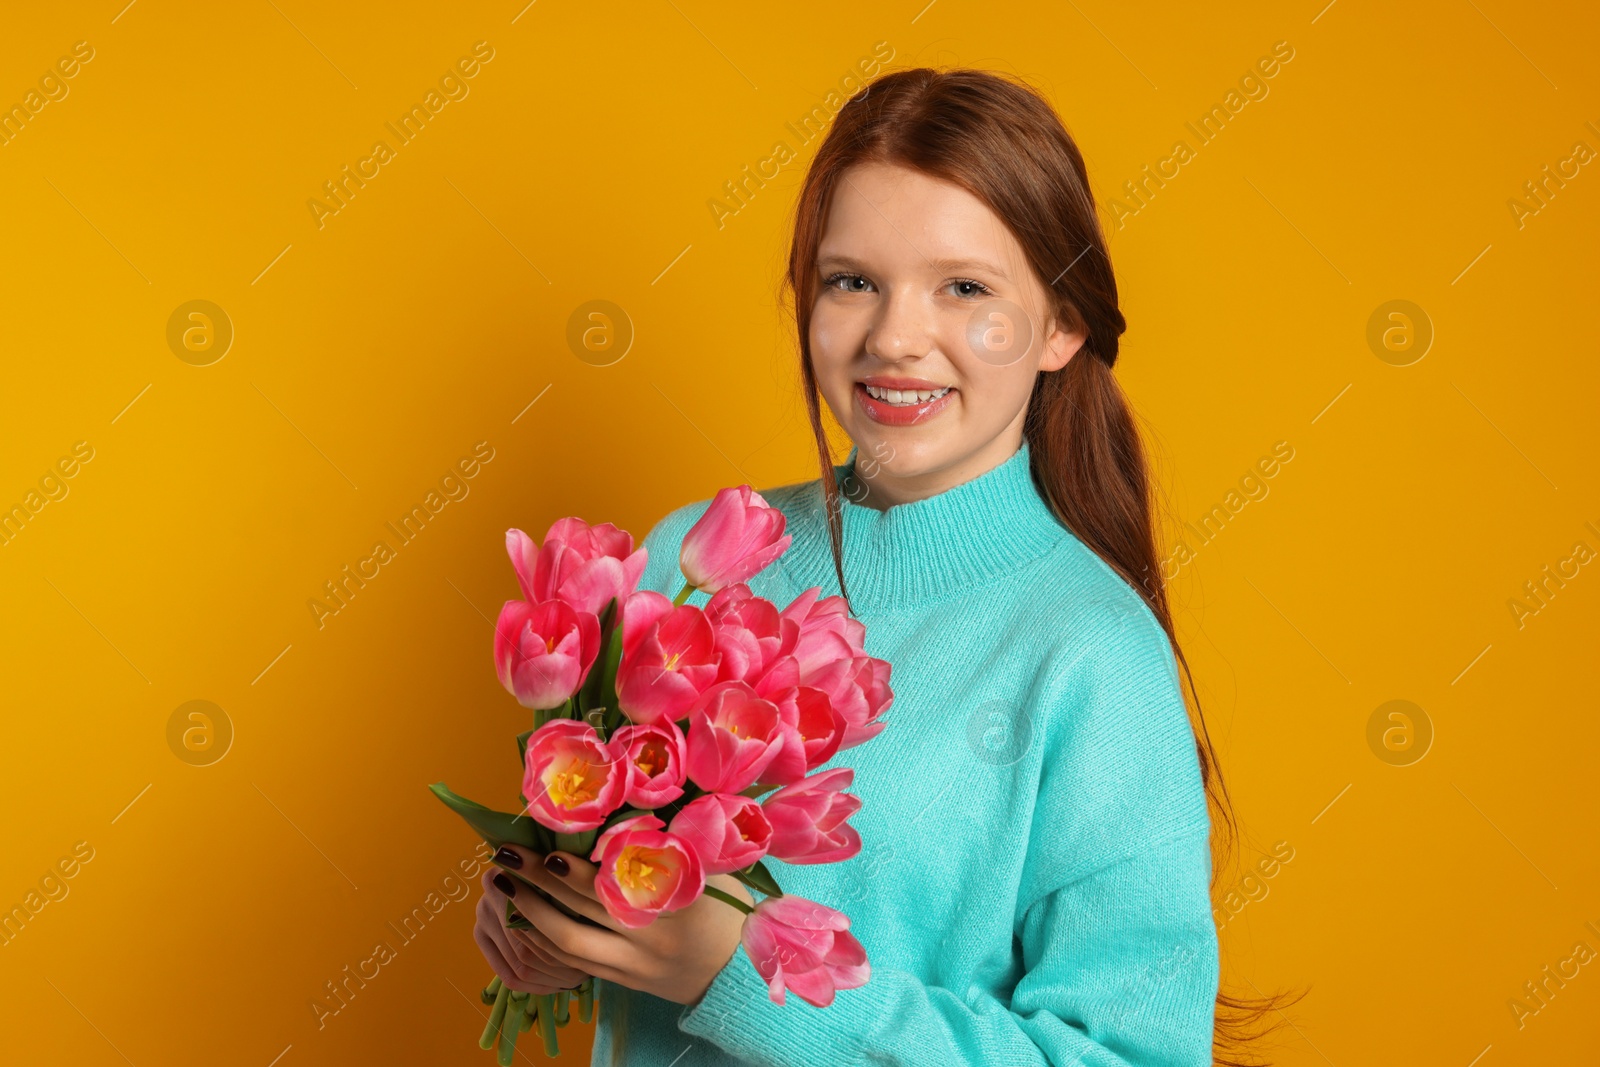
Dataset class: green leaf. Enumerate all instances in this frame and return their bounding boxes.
[578,598,618,715]
[731,859,783,899]
[428,782,547,852]
[505,899,533,931]
[515,728,533,767]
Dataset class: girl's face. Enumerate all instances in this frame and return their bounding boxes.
[810,161,1085,508]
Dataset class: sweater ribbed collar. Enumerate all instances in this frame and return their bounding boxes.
[778,438,1068,611]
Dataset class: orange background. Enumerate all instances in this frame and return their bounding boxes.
[1,2,1595,1064]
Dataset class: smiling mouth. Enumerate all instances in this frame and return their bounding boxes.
[860,383,953,406]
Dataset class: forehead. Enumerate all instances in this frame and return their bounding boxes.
[818,161,1023,272]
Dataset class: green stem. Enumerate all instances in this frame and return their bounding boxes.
[554,988,570,1025]
[702,884,755,914]
[536,993,560,1055]
[481,974,502,1005]
[578,978,595,1023]
[481,981,510,1050]
[672,581,695,606]
[498,993,526,1065]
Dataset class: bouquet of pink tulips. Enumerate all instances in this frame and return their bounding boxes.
[431,486,894,1062]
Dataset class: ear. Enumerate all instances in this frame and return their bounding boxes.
[1039,317,1087,373]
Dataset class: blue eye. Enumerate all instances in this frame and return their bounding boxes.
[823,272,872,292]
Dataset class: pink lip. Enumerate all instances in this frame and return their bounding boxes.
[854,382,955,426]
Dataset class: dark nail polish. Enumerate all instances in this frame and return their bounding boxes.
[493,846,523,870]
[493,872,517,897]
[544,854,569,877]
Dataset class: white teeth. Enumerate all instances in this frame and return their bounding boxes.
[864,384,951,405]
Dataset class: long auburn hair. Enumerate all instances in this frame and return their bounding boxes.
[782,67,1303,1064]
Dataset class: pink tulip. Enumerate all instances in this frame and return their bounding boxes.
[588,814,705,928]
[506,518,648,617]
[668,793,772,875]
[615,590,721,725]
[781,587,867,664]
[706,583,791,685]
[685,681,786,794]
[741,895,869,1007]
[805,652,893,751]
[762,767,862,864]
[754,685,846,787]
[522,720,627,832]
[609,720,688,809]
[679,486,792,593]
[493,599,601,710]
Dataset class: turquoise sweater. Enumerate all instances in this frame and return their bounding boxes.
[593,439,1217,1066]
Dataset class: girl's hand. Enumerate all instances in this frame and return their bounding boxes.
[486,843,752,1006]
[474,867,591,995]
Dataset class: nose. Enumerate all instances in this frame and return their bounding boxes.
[863,286,934,364]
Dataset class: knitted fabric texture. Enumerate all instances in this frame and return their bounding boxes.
[591,438,1217,1067]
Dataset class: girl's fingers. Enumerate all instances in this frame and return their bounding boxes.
[506,886,628,980]
[490,845,621,932]
[476,887,584,991]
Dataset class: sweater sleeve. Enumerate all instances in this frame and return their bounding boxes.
[674,597,1220,1066]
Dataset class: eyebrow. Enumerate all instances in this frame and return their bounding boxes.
[816,252,1012,283]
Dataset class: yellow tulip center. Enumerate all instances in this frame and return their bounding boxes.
[635,740,666,778]
[617,847,660,892]
[546,760,601,810]
[663,651,682,671]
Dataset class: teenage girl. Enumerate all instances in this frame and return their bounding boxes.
[472,67,1281,1066]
